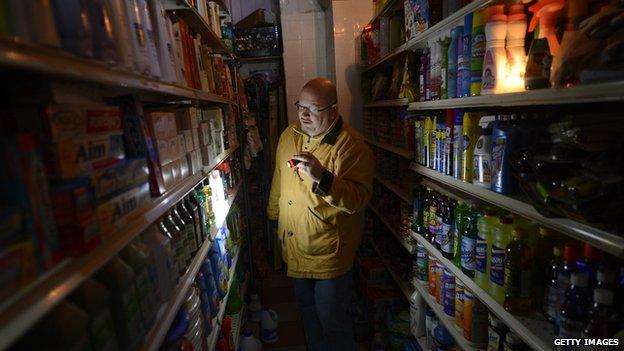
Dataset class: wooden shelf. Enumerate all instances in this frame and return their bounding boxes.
[410,163,624,258]
[368,205,416,254]
[364,98,409,107]
[412,232,555,351]
[366,139,413,159]
[374,175,413,204]
[141,183,242,351]
[0,146,239,350]
[0,40,236,105]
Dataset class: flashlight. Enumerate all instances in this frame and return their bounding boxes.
[286,159,302,168]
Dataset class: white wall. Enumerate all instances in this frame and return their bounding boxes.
[332,0,373,132]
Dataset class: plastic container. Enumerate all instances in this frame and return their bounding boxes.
[120,243,158,327]
[473,117,494,188]
[458,13,473,98]
[442,269,456,317]
[95,256,145,351]
[460,210,477,277]
[463,289,488,345]
[451,111,464,180]
[172,206,196,262]
[70,279,119,351]
[51,0,94,57]
[503,332,529,351]
[416,243,429,282]
[454,281,464,329]
[433,324,455,350]
[441,199,456,259]
[556,244,580,328]
[489,216,514,304]
[23,301,91,350]
[447,26,463,99]
[240,329,262,351]
[410,290,426,337]
[475,209,497,290]
[576,244,603,289]
[470,9,486,96]
[544,246,562,322]
[490,118,519,194]
[440,37,451,100]
[142,224,175,303]
[558,272,591,339]
[487,314,508,351]
[452,201,468,267]
[86,0,118,64]
[104,0,135,70]
[461,112,482,182]
[503,228,533,315]
[425,307,437,350]
[260,308,279,343]
[582,288,619,339]
[123,0,151,75]
[428,255,438,297]
[481,8,507,94]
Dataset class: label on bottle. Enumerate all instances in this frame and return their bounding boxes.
[417,245,428,281]
[443,280,456,317]
[475,237,487,274]
[461,236,476,271]
[184,224,197,255]
[90,309,117,351]
[558,316,584,339]
[490,245,505,286]
[471,33,486,69]
[487,326,503,351]
[545,284,559,320]
[441,223,454,254]
[441,69,447,92]
[491,137,506,190]
[481,52,495,91]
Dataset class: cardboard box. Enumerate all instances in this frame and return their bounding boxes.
[146,111,177,140]
[96,182,150,237]
[203,107,224,131]
[161,162,175,190]
[193,150,203,174]
[198,121,211,146]
[200,145,211,167]
[179,156,190,180]
[170,159,181,185]
[183,130,193,153]
[43,105,122,140]
[90,158,149,200]
[211,131,225,156]
[191,128,200,150]
[175,107,200,130]
[155,138,173,165]
[49,132,125,179]
[175,134,186,159]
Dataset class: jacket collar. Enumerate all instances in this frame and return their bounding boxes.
[293,116,343,146]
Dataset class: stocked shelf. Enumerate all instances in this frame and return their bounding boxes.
[0,146,239,350]
[232,278,249,351]
[366,139,413,159]
[412,279,481,351]
[364,42,409,72]
[142,183,242,351]
[369,239,412,301]
[164,0,234,56]
[407,81,624,110]
[410,163,624,258]
[368,205,416,254]
[207,246,242,350]
[374,175,413,204]
[367,0,400,29]
[0,39,236,105]
[364,98,409,107]
[412,232,555,351]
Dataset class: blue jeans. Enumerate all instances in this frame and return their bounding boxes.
[292,270,356,351]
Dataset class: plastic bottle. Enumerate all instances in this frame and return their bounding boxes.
[95,256,146,351]
[104,0,135,70]
[436,120,446,173]
[576,244,603,289]
[177,202,200,255]
[428,255,439,297]
[544,246,562,323]
[532,227,554,311]
[503,332,529,351]
[582,288,619,339]
[455,281,464,329]
[434,196,445,249]
[261,308,279,343]
[440,37,451,100]
[142,224,175,302]
[556,244,580,328]
[410,290,426,337]
[412,185,426,234]
[461,112,482,182]
[481,6,507,95]
[442,269,455,317]
[490,117,519,194]
[475,209,498,291]
[51,0,94,57]
[460,210,477,277]
[158,217,182,281]
[123,0,151,75]
[470,9,486,96]
[452,201,468,267]
[184,196,205,249]
[558,272,591,339]
[416,242,429,282]
[162,212,188,277]
[447,26,463,99]
[240,329,262,351]
[427,192,438,244]
[441,199,456,259]
[489,216,514,304]
[451,110,464,179]
[120,243,158,327]
[431,40,441,101]
[596,266,616,291]
[473,116,494,188]
[463,289,489,345]
[420,49,430,101]
[503,228,533,315]
[458,13,473,98]
[434,323,455,350]
[443,109,455,176]
[504,4,527,93]
[173,205,197,261]
[425,307,437,350]
[70,279,119,351]
[86,0,118,64]
[487,314,508,351]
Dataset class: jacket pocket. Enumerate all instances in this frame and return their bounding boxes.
[295,208,339,257]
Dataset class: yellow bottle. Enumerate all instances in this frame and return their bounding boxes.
[461,112,483,182]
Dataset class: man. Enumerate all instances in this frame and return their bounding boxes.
[267,78,374,350]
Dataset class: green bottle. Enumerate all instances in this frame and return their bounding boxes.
[452,201,468,267]
[460,209,478,277]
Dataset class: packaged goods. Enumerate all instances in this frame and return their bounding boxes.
[487,314,508,351]
[142,225,175,302]
[179,156,190,180]
[489,216,514,304]
[146,111,178,140]
[463,290,488,345]
[198,121,211,147]
[120,243,158,327]
[105,0,135,69]
[43,105,122,141]
[90,158,149,200]
[558,272,591,339]
[136,0,162,78]
[96,182,151,237]
[51,0,93,57]
[461,112,482,182]
[123,0,151,74]
[504,228,533,315]
[442,269,455,317]
[70,279,119,351]
[86,0,118,64]
[183,130,194,153]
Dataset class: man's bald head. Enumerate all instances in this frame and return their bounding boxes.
[301,78,337,106]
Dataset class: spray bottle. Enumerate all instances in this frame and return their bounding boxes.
[458,13,473,98]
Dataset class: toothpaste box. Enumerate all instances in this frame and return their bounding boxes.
[170,159,181,185]
[155,138,173,165]
[146,111,177,140]
[203,107,224,131]
[43,104,122,140]
[191,128,200,150]
[187,150,202,175]
[174,134,186,159]
[47,132,125,179]
[200,145,212,167]
[176,107,200,130]
[183,130,193,153]
[179,156,190,180]
[90,158,149,200]
[161,162,175,190]
[50,178,100,255]
[96,182,150,238]
[198,121,211,146]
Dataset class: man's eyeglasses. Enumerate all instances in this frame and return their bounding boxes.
[294,101,336,114]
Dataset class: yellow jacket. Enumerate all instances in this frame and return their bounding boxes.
[267,117,374,279]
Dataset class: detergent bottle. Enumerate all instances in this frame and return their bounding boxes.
[504,4,527,93]
[481,5,507,95]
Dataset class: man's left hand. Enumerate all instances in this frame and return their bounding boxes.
[292,152,324,183]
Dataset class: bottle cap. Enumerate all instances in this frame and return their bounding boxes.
[563,244,579,262]
[593,288,614,305]
[584,244,603,262]
[571,272,589,287]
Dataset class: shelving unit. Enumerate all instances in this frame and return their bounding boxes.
[232,279,249,351]
[0,144,239,350]
[366,139,413,159]
[368,205,416,254]
[410,163,624,258]
[374,175,413,204]
[142,183,242,351]
[206,246,242,350]
[369,239,412,301]
[412,232,555,351]
[364,98,409,108]
[407,81,624,110]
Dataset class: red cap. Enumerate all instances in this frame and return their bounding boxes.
[583,244,603,262]
[564,244,580,262]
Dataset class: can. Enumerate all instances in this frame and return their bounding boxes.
[442,269,456,317]
[416,243,429,282]
[455,281,465,329]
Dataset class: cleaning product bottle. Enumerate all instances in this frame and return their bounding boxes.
[452,201,468,268]
[412,184,426,235]
[436,119,446,173]
[461,111,482,182]
[504,4,527,93]
[460,209,478,278]
[475,209,498,291]
[157,218,181,283]
[440,37,451,100]
[459,13,473,98]
[443,109,455,176]
[172,205,197,261]
[504,228,534,315]
[411,290,426,337]
[448,25,463,99]
[490,116,519,194]
[524,0,565,90]
[95,256,146,351]
[473,116,495,188]
[428,116,437,170]
[558,272,591,339]
[452,110,464,179]
[177,202,200,256]
[261,308,279,343]
[481,5,507,95]
[240,329,262,351]
[489,216,514,304]
[555,244,580,331]
[105,0,135,70]
[424,116,433,168]
[431,40,441,100]
[441,199,456,259]
[184,196,204,247]
[120,242,158,327]
[123,0,151,75]
[470,9,486,96]
[420,49,430,102]
[582,288,619,339]
[544,246,562,323]
[70,279,119,351]
[163,211,188,276]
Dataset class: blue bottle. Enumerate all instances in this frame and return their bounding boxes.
[459,13,473,97]
[433,324,455,350]
[490,117,519,194]
[558,272,591,341]
[447,26,463,99]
